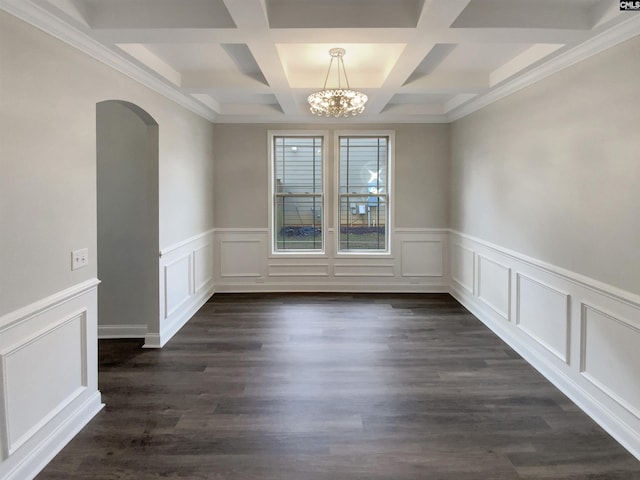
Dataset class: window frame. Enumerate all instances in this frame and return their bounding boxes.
[268,130,329,256]
[334,130,394,256]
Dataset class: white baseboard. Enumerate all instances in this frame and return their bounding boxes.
[98,324,146,339]
[213,283,450,293]
[145,282,215,348]
[4,392,103,480]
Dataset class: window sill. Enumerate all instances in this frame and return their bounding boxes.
[269,252,328,259]
[335,251,394,259]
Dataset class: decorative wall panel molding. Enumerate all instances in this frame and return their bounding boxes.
[164,253,192,319]
[516,274,570,363]
[449,231,640,461]
[452,243,474,294]
[220,239,264,278]
[0,313,87,457]
[150,230,214,348]
[268,263,330,277]
[400,240,443,277]
[477,255,511,321]
[580,303,640,420]
[214,228,449,292]
[194,243,214,293]
[334,263,395,277]
[0,281,102,480]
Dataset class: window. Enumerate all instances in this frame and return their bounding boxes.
[337,133,392,253]
[270,134,325,253]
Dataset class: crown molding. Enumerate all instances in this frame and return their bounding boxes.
[0,0,217,123]
[447,15,640,122]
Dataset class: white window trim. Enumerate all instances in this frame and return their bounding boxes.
[267,130,329,257]
[334,130,395,257]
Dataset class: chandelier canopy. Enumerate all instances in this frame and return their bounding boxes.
[308,48,368,118]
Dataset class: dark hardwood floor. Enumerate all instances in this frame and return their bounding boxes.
[37,293,640,479]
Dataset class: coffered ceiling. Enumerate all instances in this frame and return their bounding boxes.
[2,0,639,123]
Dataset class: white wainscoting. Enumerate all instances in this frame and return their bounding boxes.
[580,303,640,422]
[400,239,444,277]
[451,243,475,295]
[449,231,640,461]
[516,274,570,364]
[146,229,215,348]
[0,279,103,480]
[213,228,449,292]
[477,255,511,321]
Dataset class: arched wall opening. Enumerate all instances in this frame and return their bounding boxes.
[96,100,159,340]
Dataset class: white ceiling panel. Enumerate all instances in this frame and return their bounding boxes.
[6,0,638,122]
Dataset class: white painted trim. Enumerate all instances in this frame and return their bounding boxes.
[449,230,640,309]
[214,282,450,293]
[333,263,396,277]
[2,2,637,126]
[476,254,511,321]
[451,243,475,295]
[394,228,449,233]
[0,0,216,122]
[193,244,213,293]
[449,231,640,461]
[2,391,103,480]
[214,228,269,233]
[144,282,214,349]
[267,263,330,277]
[400,239,444,277]
[447,15,640,121]
[163,252,193,318]
[0,279,100,332]
[334,252,395,259]
[151,229,215,348]
[220,239,264,277]
[334,130,395,256]
[450,284,640,461]
[215,228,448,290]
[580,302,640,421]
[0,282,102,479]
[160,228,215,257]
[267,130,330,257]
[98,324,146,339]
[515,273,571,364]
[0,311,88,457]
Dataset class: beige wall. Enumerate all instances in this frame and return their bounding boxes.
[0,11,215,315]
[450,35,640,294]
[213,123,450,229]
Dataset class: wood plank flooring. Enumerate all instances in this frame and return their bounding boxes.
[36,293,640,479]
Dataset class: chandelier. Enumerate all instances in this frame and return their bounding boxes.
[308,48,368,118]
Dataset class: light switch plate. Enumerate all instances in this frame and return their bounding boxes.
[71,248,89,270]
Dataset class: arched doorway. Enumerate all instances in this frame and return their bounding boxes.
[96,100,159,341]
